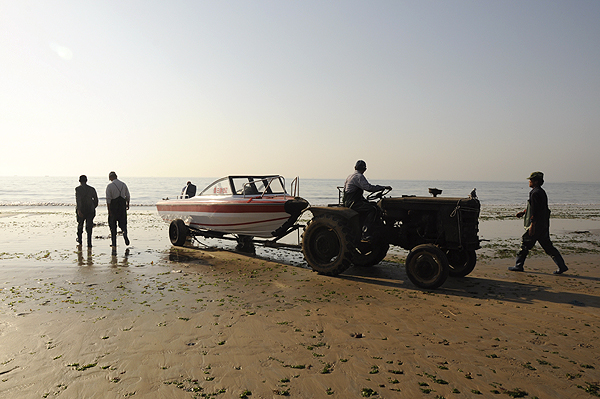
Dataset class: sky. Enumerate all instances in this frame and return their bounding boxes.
[1,1,599,182]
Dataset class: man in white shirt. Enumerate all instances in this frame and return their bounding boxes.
[343,160,391,241]
[106,171,130,247]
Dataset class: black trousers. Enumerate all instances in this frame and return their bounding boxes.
[108,212,127,246]
[515,229,566,269]
[348,200,379,239]
[77,212,95,244]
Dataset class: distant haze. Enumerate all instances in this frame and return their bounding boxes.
[1,1,599,182]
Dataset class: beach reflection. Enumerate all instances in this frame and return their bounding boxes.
[77,246,93,266]
[111,247,130,267]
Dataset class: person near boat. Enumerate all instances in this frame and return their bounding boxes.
[181,181,196,198]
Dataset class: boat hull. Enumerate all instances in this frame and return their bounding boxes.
[156,198,291,238]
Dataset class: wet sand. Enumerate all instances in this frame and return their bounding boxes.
[1,207,600,398]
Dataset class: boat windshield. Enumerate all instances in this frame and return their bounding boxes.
[199,176,287,197]
[231,176,286,196]
[199,177,232,196]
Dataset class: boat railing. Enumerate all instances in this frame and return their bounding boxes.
[337,186,344,205]
[291,177,299,197]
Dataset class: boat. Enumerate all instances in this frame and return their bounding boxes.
[156,175,309,250]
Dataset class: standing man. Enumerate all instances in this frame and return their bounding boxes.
[509,171,568,274]
[106,171,130,247]
[343,160,392,241]
[75,175,98,247]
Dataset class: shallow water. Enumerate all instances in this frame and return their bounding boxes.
[1,205,598,275]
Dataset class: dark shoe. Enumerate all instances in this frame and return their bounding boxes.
[124,235,130,246]
[508,266,524,272]
[553,267,568,275]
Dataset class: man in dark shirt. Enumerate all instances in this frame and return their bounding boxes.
[509,171,568,274]
[181,181,197,198]
[75,175,99,247]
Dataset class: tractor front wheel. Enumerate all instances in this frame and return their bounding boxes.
[405,244,449,289]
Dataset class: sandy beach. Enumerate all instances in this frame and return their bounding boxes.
[1,206,600,398]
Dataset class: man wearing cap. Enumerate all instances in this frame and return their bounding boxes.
[75,175,98,247]
[106,171,131,247]
[509,171,568,274]
[343,160,392,241]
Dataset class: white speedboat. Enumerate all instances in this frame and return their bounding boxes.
[156,175,308,249]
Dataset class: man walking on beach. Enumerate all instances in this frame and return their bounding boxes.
[106,171,130,247]
[75,175,98,247]
[343,160,392,241]
[509,171,568,275]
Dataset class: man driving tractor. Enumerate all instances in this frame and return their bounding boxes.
[343,160,392,242]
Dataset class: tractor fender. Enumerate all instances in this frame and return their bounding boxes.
[304,205,358,219]
[303,206,361,235]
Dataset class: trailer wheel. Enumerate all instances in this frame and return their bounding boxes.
[169,219,189,246]
[302,214,353,276]
[352,241,390,267]
[405,244,449,289]
[236,235,256,254]
[446,249,477,277]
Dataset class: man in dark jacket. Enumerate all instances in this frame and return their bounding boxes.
[181,181,197,198]
[75,175,99,246]
[509,171,568,274]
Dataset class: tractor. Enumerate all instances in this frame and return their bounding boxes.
[301,187,481,289]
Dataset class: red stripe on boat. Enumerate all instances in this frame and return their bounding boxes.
[190,216,289,228]
[156,203,285,214]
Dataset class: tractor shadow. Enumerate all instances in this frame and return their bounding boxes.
[339,262,600,309]
[166,244,600,310]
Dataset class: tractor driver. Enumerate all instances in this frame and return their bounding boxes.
[343,160,392,242]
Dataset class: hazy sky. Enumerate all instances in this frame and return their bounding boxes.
[2,1,599,182]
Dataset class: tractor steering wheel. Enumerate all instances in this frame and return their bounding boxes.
[366,187,392,201]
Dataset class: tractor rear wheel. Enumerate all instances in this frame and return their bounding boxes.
[446,249,477,277]
[405,244,449,289]
[169,219,189,246]
[302,214,354,276]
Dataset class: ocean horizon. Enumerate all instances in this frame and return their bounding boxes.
[1,176,599,207]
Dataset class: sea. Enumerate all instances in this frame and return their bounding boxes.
[1,176,598,264]
[1,176,599,207]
